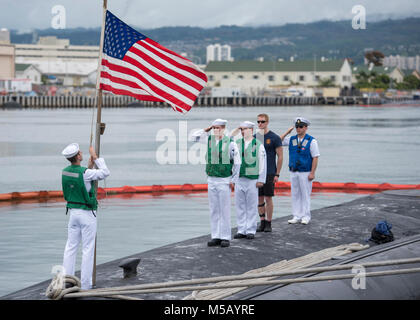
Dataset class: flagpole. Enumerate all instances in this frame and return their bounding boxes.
[92,0,107,288]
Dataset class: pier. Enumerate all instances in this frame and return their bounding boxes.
[0,95,392,109]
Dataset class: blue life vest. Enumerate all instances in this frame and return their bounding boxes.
[289,134,314,172]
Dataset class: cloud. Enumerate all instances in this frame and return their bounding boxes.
[1,0,419,31]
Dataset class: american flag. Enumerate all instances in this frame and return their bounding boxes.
[100,11,207,113]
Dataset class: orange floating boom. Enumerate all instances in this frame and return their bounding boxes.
[0,182,418,204]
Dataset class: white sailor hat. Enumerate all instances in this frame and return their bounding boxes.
[294,117,310,126]
[212,118,227,126]
[239,121,255,129]
[62,143,80,158]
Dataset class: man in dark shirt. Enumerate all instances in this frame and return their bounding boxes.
[254,114,283,232]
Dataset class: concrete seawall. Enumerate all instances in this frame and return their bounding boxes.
[0,95,389,109]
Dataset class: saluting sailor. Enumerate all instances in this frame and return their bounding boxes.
[191,119,241,248]
[61,143,110,290]
[233,121,266,240]
[281,118,320,225]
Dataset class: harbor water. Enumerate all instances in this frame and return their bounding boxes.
[0,105,420,297]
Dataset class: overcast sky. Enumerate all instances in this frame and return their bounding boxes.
[2,0,420,31]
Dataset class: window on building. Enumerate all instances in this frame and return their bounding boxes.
[283,75,289,81]
[209,75,214,81]
[299,75,305,81]
[315,75,320,81]
[237,75,244,79]
[330,75,336,81]
[253,75,259,79]
[223,75,229,79]
[268,75,275,81]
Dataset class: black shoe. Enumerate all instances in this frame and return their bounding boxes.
[220,240,230,247]
[256,220,266,232]
[264,221,272,232]
[246,234,255,239]
[207,238,222,247]
[234,233,246,239]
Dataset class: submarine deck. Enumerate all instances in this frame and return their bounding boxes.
[3,189,420,300]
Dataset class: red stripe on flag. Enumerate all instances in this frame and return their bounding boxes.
[140,39,208,83]
[102,58,193,111]
[101,70,147,93]
[100,83,162,102]
[124,53,198,101]
[129,45,204,92]
[145,38,190,62]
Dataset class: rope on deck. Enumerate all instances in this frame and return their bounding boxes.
[44,243,420,300]
[184,242,368,300]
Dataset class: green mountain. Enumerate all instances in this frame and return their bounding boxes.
[10,17,420,65]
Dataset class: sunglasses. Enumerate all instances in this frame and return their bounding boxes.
[295,125,306,128]
[257,120,266,124]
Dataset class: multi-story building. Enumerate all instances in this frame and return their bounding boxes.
[383,55,420,71]
[14,36,99,87]
[206,44,233,64]
[0,28,15,80]
[15,36,99,62]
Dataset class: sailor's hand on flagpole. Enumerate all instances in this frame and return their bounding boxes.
[230,182,235,191]
[89,146,98,161]
[88,157,95,169]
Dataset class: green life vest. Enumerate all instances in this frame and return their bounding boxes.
[62,165,97,212]
[205,135,233,178]
[237,137,260,179]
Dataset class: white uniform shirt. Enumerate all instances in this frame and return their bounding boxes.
[282,136,320,158]
[83,158,110,192]
[191,129,241,183]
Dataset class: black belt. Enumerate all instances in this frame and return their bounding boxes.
[66,201,96,217]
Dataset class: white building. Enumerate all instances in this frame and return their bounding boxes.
[352,65,405,84]
[0,43,14,80]
[14,36,99,87]
[206,44,233,64]
[0,28,11,44]
[15,63,42,85]
[15,36,99,62]
[205,59,353,95]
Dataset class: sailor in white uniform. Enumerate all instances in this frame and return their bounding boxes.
[61,143,110,290]
[281,118,320,225]
[232,121,267,239]
[191,119,241,247]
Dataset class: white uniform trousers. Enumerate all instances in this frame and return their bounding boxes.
[62,208,97,290]
[208,181,232,241]
[290,171,313,221]
[235,177,258,235]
